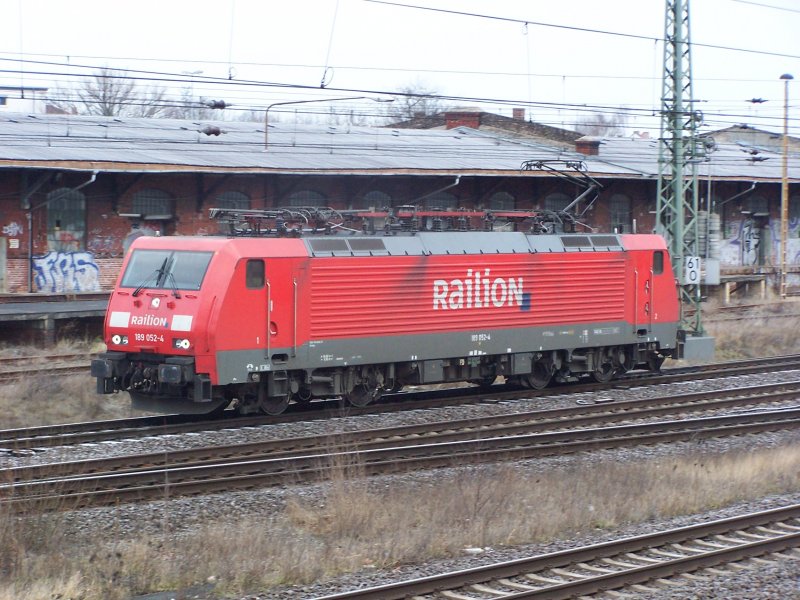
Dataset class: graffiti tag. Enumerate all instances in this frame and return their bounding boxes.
[33,251,100,293]
[2,222,23,237]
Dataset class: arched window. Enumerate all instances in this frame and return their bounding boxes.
[488,192,515,211]
[609,193,632,233]
[544,192,571,212]
[287,190,327,207]
[791,194,800,238]
[215,191,251,210]
[47,188,86,252]
[132,189,174,220]
[424,192,457,210]
[354,190,392,211]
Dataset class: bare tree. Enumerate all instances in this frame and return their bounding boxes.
[385,81,450,122]
[575,111,629,136]
[50,68,170,118]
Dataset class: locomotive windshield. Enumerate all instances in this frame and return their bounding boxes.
[121,249,213,292]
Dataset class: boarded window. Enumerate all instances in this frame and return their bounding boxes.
[424,192,457,210]
[47,188,86,252]
[216,191,251,210]
[544,193,571,212]
[488,192,515,211]
[132,189,174,220]
[353,190,391,210]
[610,194,632,233]
[287,190,326,207]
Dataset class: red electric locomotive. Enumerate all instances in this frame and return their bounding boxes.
[92,207,687,415]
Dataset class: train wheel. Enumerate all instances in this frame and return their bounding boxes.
[346,384,376,408]
[591,350,616,383]
[258,382,290,415]
[525,361,551,390]
[293,387,313,405]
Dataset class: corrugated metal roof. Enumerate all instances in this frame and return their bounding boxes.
[0,112,796,181]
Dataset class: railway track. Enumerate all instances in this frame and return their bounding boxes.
[6,378,800,481]
[313,504,800,599]
[3,353,800,449]
[2,405,798,512]
[0,352,92,383]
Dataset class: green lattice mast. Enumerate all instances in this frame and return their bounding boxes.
[655,0,705,336]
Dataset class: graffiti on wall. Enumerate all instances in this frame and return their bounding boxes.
[740,218,761,266]
[33,251,100,293]
[2,221,23,237]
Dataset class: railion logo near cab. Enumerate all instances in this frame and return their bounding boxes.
[129,314,169,327]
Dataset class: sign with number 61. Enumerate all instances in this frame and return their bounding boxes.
[684,256,701,284]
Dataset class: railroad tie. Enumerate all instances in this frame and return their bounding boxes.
[600,557,642,568]
[497,578,537,591]
[576,562,617,574]
[691,539,729,550]
[670,542,708,554]
[550,567,592,579]
[647,548,685,559]
[524,572,567,585]
[755,525,792,536]
[734,530,771,540]
[624,552,662,564]
[469,583,508,596]
[630,584,660,593]
[654,577,684,587]
[439,590,482,600]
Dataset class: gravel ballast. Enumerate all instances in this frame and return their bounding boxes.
[4,370,799,599]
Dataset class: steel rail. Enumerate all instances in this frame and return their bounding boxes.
[312,504,800,600]
[2,407,799,512]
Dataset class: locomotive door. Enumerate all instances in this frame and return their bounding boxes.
[633,252,655,336]
[260,258,305,365]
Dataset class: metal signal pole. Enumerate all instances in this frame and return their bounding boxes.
[656,0,704,336]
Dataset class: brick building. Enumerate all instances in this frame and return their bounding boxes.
[0,110,796,295]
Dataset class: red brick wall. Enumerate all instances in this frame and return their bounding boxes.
[6,257,122,293]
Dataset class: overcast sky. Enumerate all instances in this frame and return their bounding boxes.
[0,0,797,135]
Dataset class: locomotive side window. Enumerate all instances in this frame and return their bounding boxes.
[121,249,213,291]
[653,250,664,275]
[246,259,265,289]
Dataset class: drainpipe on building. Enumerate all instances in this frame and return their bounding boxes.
[27,170,98,293]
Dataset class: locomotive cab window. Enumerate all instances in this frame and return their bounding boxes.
[246,259,265,289]
[653,251,664,275]
[121,249,213,291]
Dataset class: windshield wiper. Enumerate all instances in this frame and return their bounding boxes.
[132,256,169,297]
[166,271,182,298]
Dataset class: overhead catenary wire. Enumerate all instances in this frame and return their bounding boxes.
[0,0,796,138]
[364,0,800,60]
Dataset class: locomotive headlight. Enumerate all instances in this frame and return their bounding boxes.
[173,338,191,350]
[111,334,129,345]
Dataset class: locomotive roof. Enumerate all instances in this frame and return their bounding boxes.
[129,231,667,259]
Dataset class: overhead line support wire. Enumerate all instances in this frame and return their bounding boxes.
[364,0,800,60]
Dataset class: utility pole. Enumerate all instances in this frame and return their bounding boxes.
[655,0,705,338]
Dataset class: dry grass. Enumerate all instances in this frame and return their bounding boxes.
[0,338,143,428]
[1,444,798,599]
[701,298,800,361]
[0,308,798,597]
